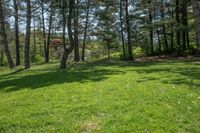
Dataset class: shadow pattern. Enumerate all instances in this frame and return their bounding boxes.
[0,59,199,93]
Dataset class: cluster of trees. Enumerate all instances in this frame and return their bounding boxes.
[0,0,200,69]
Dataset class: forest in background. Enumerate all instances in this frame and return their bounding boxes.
[1,0,200,69]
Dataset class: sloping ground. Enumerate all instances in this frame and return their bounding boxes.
[0,59,200,132]
[135,55,200,62]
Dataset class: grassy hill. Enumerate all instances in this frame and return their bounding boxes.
[0,59,200,132]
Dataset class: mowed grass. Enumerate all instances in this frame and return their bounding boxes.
[0,59,200,133]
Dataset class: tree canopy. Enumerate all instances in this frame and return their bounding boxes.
[0,0,200,68]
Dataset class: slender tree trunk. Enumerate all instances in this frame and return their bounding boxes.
[24,0,31,69]
[176,0,181,51]
[107,41,110,59]
[120,0,126,59]
[33,18,36,63]
[60,0,67,69]
[41,0,47,62]
[191,0,200,51]
[181,0,187,51]
[162,23,169,52]
[154,10,161,53]
[0,46,3,65]
[39,19,43,56]
[125,0,133,60]
[39,36,42,56]
[0,0,15,68]
[186,30,190,49]
[149,11,154,54]
[74,0,80,62]
[60,0,75,69]
[66,0,75,55]
[46,0,54,63]
[82,0,90,61]
[14,0,20,66]
[161,0,169,52]
[171,9,174,52]
[185,4,190,49]
[157,28,161,53]
[0,38,3,64]
[60,50,67,69]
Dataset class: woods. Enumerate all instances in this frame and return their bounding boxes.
[192,0,200,50]
[0,0,14,68]
[0,0,200,69]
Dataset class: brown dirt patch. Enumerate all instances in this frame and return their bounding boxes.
[135,55,200,62]
[81,121,100,133]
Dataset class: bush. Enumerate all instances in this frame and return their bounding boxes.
[31,54,43,63]
[0,57,8,67]
[133,47,144,57]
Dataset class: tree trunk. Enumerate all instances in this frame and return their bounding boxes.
[161,0,169,52]
[14,0,20,66]
[60,0,67,69]
[162,24,169,52]
[0,39,3,65]
[149,11,154,54]
[125,0,133,60]
[186,30,190,49]
[41,0,47,62]
[191,0,200,51]
[185,4,190,49]
[157,28,161,53]
[60,50,67,69]
[82,0,90,61]
[154,11,161,53]
[0,47,3,65]
[181,0,187,51]
[33,18,36,63]
[74,0,80,62]
[46,0,54,63]
[24,0,31,69]
[120,0,126,59]
[171,8,174,52]
[107,40,110,59]
[60,0,75,69]
[176,0,181,51]
[0,0,15,68]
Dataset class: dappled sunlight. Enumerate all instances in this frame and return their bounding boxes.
[0,62,125,92]
[0,59,200,132]
[0,59,200,93]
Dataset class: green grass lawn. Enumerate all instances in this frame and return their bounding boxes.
[0,59,200,133]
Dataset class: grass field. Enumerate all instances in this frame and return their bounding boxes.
[0,59,200,133]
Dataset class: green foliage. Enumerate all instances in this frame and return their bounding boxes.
[133,47,144,57]
[110,52,120,58]
[32,54,43,63]
[90,41,104,59]
[0,56,7,67]
[189,43,198,54]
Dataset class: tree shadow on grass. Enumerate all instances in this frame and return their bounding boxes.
[0,66,125,93]
[134,65,200,92]
[0,58,199,93]
[76,59,200,92]
[0,68,24,77]
[94,58,200,92]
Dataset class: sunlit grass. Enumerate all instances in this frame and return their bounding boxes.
[0,59,200,132]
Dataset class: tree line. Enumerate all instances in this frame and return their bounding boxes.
[0,0,200,69]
